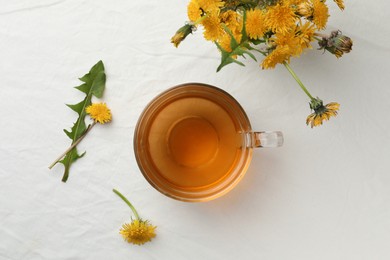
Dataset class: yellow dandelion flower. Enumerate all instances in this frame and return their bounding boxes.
[284,0,302,5]
[120,219,157,246]
[295,21,315,49]
[220,10,241,34]
[197,0,224,12]
[296,1,314,18]
[218,33,233,52]
[202,13,224,41]
[217,31,242,60]
[262,23,313,69]
[113,189,157,246]
[312,0,329,29]
[85,102,112,124]
[325,102,340,111]
[264,3,297,34]
[246,9,267,39]
[273,31,299,47]
[306,100,340,128]
[187,0,202,22]
[275,30,303,56]
[187,0,224,22]
[333,0,345,10]
[262,45,291,69]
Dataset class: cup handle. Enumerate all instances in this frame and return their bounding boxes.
[250,131,284,148]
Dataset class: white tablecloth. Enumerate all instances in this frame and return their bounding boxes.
[1,0,390,259]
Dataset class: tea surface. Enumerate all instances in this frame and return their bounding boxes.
[148,97,242,188]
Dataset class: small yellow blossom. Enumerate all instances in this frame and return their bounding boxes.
[274,30,303,56]
[262,45,291,69]
[264,3,297,34]
[86,103,112,124]
[202,13,224,41]
[262,29,305,69]
[306,101,340,128]
[187,0,202,22]
[218,31,242,53]
[312,0,329,29]
[246,9,267,39]
[217,33,232,52]
[220,10,241,35]
[187,0,223,22]
[113,189,157,246]
[284,0,302,5]
[197,0,224,12]
[295,22,315,49]
[120,219,157,246]
[219,10,238,27]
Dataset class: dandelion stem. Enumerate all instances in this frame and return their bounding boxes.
[113,189,141,220]
[314,36,322,41]
[283,62,315,100]
[48,122,96,169]
[192,14,207,26]
[314,32,327,38]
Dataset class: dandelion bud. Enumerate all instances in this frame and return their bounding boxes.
[309,97,324,111]
[297,2,314,18]
[171,23,195,48]
[318,30,353,58]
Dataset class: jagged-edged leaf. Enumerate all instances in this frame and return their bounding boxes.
[59,147,86,182]
[216,10,257,72]
[232,59,245,66]
[75,83,89,94]
[240,10,249,42]
[76,60,105,96]
[223,26,239,50]
[63,117,88,140]
[57,60,106,182]
[66,100,86,115]
[216,42,237,71]
[79,75,90,83]
[78,60,103,83]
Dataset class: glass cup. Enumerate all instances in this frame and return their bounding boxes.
[134,83,283,202]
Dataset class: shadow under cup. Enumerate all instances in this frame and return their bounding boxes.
[134,83,282,202]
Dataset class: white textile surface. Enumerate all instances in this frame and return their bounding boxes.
[1,0,390,259]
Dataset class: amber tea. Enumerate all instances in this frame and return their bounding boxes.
[134,83,283,202]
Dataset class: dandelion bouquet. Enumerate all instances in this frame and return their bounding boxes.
[171,0,353,127]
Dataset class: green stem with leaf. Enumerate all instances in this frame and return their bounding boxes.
[48,60,106,183]
[48,122,96,170]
